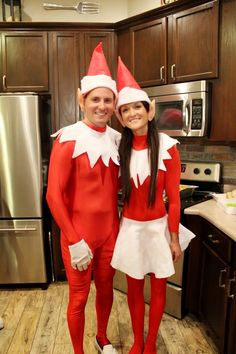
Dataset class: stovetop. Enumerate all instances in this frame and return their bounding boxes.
[180,161,222,210]
[180,192,213,210]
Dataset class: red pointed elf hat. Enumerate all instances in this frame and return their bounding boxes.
[81,42,117,96]
[116,56,150,108]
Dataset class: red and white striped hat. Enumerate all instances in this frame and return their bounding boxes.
[81,42,117,97]
[116,56,150,109]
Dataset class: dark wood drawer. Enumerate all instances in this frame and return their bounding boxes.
[202,220,232,263]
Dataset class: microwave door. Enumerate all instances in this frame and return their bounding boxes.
[155,94,189,137]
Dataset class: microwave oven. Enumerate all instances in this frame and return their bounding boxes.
[144,80,211,137]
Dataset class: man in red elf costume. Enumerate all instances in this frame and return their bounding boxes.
[46,43,120,354]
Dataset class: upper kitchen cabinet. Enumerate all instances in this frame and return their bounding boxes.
[130,18,167,87]
[1,32,49,92]
[81,32,116,78]
[210,0,236,141]
[49,32,81,130]
[122,0,219,87]
[169,1,219,83]
[49,30,115,131]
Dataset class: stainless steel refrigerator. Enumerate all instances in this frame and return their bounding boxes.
[0,93,49,285]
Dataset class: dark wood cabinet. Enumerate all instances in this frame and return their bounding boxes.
[185,215,236,354]
[1,31,49,92]
[226,269,236,354]
[200,242,230,353]
[49,30,116,131]
[119,1,219,88]
[117,28,130,69]
[209,0,236,141]
[169,1,219,83]
[81,31,116,79]
[51,220,66,281]
[130,18,167,87]
[50,32,81,130]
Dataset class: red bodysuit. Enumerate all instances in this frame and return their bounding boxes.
[111,132,181,354]
[47,120,120,354]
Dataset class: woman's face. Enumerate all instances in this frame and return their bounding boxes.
[120,101,149,135]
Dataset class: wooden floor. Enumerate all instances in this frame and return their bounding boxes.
[0,281,219,354]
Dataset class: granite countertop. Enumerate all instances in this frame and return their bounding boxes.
[184,199,236,242]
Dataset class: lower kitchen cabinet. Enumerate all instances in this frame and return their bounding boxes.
[226,269,236,354]
[185,215,236,354]
[51,220,66,281]
[200,242,230,353]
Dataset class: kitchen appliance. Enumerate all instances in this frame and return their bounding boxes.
[144,80,211,137]
[114,161,222,319]
[166,161,222,319]
[0,93,51,287]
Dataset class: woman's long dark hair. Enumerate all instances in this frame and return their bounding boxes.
[119,101,159,206]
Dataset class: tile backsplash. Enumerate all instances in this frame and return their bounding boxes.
[178,143,236,184]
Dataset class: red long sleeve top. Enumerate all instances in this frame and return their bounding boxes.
[122,134,181,233]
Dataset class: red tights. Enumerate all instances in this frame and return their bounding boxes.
[127,274,167,354]
[61,236,115,354]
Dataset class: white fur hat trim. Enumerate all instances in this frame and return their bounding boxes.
[81,74,117,97]
[117,87,150,109]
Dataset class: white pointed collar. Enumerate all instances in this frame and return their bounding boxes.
[52,121,121,168]
[130,133,179,188]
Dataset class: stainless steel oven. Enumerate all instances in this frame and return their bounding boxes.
[113,161,222,319]
[144,80,211,137]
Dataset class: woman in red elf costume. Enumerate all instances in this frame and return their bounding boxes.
[47,43,120,354]
[111,57,195,354]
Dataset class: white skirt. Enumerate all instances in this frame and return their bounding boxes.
[111,215,195,280]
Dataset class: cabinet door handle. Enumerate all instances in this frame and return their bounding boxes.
[207,234,220,244]
[2,75,7,90]
[219,269,227,288]
[171,64,176,80]
[160,66,165,82]
[227,277,235,299]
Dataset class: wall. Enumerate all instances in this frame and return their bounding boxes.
[179,143,236,185]
[128,0,161,17]
[0,0,162,23]
[0,0,128,23]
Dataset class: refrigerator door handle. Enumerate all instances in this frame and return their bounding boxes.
[0,227,37,232]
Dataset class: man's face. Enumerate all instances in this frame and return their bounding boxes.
[80,87,115,128]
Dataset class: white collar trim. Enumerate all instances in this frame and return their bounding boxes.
[52,121,121,168]
[130,133,179,188]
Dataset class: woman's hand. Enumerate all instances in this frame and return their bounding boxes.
[169,232,182,262]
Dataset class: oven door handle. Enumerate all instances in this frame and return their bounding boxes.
[183,100,190,135]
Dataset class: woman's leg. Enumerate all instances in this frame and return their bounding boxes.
[143,275,167,354]
[127,275,145,354]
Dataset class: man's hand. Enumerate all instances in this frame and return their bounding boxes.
[69,239,93,271]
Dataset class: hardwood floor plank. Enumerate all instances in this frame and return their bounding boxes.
[0,282,219,354]
[159,314,192,353]
[53,343,74,354]
[6,290,46,354]
[180,315,219,353]
[29,284,64,354]
[0,329,15,354]
[3,290,28,331]
[54,284,71,345]
[113,290,132,353]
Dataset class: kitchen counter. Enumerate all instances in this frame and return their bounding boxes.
[184,199,236,242]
